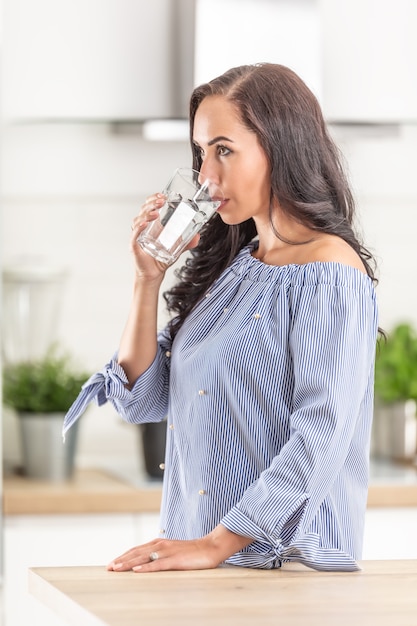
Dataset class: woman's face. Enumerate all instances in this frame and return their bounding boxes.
[192,95,272,226]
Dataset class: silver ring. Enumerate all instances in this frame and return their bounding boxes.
[149,551,159,561]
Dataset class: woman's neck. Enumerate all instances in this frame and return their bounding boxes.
[252,211,318,264]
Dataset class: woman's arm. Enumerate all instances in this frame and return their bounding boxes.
[117,193,168,385]
[62,193,193,435]
[117,273,164,385]
[118,193,201,385]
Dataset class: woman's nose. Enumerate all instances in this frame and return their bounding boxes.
[198,160,219,186]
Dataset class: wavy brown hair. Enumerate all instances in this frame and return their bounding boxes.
[164,63,377,339]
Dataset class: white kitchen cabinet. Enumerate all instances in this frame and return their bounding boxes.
[195,0,322,100]
[1,0,194,121]
[363,507,417,560]
[4,512,160,626]
[2,0,322,122]
[320,0,417,122]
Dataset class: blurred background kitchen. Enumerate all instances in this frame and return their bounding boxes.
[1,1,417,624]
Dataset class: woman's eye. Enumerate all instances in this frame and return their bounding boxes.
[193,143,230,159]
[217,144,231,156]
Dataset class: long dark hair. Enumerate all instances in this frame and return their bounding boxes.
[164,63,377,339]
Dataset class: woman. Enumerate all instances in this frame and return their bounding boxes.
[64,63,378,573]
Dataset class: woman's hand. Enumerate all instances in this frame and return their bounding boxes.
[106,526,252,573]
[107,537,221,573]
[131,193,200,282]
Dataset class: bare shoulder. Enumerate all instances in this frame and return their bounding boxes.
[306,235,367,274]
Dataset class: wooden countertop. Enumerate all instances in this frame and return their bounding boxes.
[367,483,417,507]
[3,463,417,515]
[3,469,162,515]
[29,560,417,626]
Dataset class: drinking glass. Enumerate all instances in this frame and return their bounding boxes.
[137,168,224,264]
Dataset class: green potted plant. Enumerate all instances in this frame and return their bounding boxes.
[2,347,89,481]
[373,323,417,461]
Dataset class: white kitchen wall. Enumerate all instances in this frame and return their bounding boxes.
[1,123,192,472]
[330,123,417,331]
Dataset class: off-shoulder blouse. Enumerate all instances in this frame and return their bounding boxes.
[64,244,378,571]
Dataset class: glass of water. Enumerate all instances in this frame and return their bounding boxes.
[137,168,224,264]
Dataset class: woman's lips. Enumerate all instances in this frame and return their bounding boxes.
[216,199,228,211]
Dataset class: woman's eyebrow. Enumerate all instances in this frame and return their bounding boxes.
[208,135,234,146]
[193,136,234,148]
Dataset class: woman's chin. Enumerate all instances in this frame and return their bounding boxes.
[219,215,249,227]
[216,209,242,226]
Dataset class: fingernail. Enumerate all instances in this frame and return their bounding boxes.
[132,565,142,571]
[113,562,124,570]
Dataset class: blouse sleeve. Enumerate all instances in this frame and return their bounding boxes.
[62,328,172,438]
[220,267,378,570]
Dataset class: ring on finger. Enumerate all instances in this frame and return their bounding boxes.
[149,551,159,562]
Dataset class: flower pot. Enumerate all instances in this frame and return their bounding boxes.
[19,412,79,481]
[371,400,417,462]
[140,421,166,480]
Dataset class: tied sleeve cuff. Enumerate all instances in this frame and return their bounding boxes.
[221,507,360,572]
[62,358,131,439]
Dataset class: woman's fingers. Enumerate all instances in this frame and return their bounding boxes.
[128,191,200,272]
[131,193,165,233]
[106,540,162,571]
[130,210,158,238]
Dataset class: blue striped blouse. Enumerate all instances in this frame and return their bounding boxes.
[63,244,378,572]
